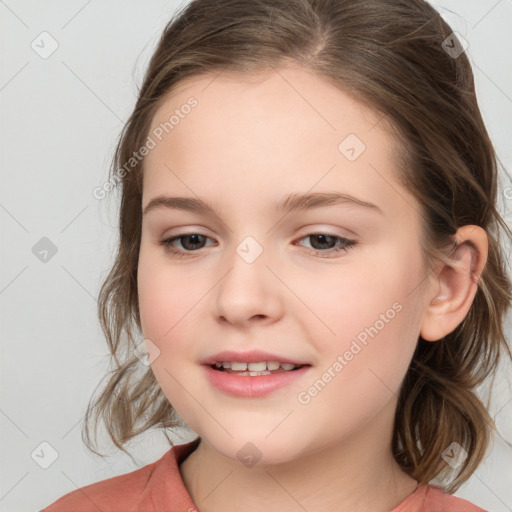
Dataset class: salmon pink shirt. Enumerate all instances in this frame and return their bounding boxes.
[41,437,487,512]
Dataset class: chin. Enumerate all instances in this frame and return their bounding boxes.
[199,429,309,468]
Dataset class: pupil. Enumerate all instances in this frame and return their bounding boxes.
[312,234,335,250]
[183,234,205,250]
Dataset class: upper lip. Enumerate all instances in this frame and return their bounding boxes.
[202,350,310,366]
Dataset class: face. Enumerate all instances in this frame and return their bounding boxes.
[137,64,433,465]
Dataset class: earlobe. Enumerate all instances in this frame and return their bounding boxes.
[419,225,488,342]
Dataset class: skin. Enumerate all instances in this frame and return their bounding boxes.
[137,64,488,512]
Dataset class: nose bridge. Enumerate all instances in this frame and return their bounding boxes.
[214,233,281,324]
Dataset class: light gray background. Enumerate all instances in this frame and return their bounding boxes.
[1,1,511,511]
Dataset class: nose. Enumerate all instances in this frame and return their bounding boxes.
[214,245,284,328]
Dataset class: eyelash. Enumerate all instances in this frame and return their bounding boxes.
[158,232,357,258]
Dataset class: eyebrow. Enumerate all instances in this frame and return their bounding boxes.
[142,191,383,216]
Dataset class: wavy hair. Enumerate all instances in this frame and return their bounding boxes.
[83,0,512,493]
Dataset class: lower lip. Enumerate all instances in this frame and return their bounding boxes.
[203,365,311,398]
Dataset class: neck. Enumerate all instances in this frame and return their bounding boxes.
[179,408,418,512]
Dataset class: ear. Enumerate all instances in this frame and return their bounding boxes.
[420,225,488,342]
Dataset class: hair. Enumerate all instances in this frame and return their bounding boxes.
[83,0,512,493]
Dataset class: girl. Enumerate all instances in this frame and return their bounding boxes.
[42,0,511,510]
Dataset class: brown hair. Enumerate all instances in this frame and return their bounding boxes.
[83,0,512,493]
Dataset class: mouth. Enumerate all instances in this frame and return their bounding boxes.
[204,358,312,397]
[209,361,307,376]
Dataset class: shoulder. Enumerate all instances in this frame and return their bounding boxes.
[40,450,173,512]
[423,484,488,512]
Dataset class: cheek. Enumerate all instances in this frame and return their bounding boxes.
[137,250,199,410]
[137,246,186,341]
[137,260,167,338]
[301,243,423,389]
[137,246,210,375]
[295,295,417,443]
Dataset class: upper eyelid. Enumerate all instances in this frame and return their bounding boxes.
[161,224,357,239]
[163,230,352,239]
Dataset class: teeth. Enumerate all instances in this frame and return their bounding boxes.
[231,362,248,371]
[213,361,300,371]
[248,362,266,371]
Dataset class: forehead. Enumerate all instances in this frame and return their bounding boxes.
[143,64,415,222]
[149,65,389,141]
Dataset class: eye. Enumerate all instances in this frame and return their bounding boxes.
[159,233,214,256]
[158,231,357,258]
[295,233,357,257]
